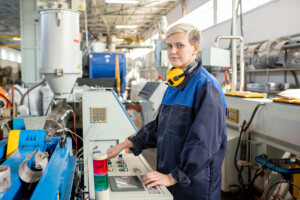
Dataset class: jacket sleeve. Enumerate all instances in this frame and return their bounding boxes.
[170,82,227,186]
[128,109,159,156]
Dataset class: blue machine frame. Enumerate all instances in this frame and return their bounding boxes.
[0,130,76,200]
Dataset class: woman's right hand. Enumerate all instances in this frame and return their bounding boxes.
[106,140,134,159]
[106,144,124,159]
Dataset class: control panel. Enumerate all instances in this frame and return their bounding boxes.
[88,153,173,200]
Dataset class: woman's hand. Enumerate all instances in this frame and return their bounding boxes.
[106,140,133,159]
[106,144,124,159]
[142,171,178,187]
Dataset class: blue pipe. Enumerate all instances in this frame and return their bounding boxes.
[255,155,300,174]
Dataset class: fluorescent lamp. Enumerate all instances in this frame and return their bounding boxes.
[12,37,21,41]
[115,25,137,29]
[105,0,138,4]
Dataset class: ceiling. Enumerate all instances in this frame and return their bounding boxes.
[0,0,179,49]
[85,0,179,39]
[0,0,20,48]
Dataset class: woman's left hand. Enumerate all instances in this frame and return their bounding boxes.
[142,171,177,187]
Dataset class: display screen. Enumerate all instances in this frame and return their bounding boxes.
[109,176,145,191]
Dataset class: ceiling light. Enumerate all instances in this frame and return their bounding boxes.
[115,25,137,29]
[105,0,139,4]
[12,37,21,41]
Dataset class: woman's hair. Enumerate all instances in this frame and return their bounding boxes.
[166,23,202,45]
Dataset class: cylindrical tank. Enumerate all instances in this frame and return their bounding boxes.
[89,53,126,94]
[40,9,82,99]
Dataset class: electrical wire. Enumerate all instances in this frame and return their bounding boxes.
[84,196,89,200]
[71,111,78,154]
[234,102,265,189]
[44,95,54,116]
[265,180,300,200]
[273,177,283,200]
[67,130,77,155]
[66,128,83,143]
[20,79,46,105]
[77,152,84,159]
[76,147,83,156]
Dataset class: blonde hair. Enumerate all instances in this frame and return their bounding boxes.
[166,23,202,45]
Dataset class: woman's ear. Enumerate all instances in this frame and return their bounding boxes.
[193,44,200,55]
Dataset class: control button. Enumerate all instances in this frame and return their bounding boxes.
[119,168,128,172]
[116,159,124,164]
[118,163,127,168]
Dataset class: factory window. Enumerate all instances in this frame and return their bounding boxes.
[183,0,214,31]
[9,52,15,62]
[170,0,214,31]
[17,54,21,63]
[217,0,272,24]
[1,48,8,60]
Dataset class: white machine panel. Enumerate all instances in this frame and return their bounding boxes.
[225,96,300,155]
[88,154,173,200]
[83,89,137,192]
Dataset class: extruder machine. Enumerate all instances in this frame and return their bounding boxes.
[0,0,84,199]
[0,129,76,200]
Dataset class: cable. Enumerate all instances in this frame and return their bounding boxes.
[67,130,77,155]
[67,128,83,143]
[273,177,283,200]
[84,196,89,200]
[265,180,300,200]
[44,95,54,116]
[20,79,46,105]
[234,102,265,189]
[71,111,78,154]
[77,152,84,159]
[76,147,83,156]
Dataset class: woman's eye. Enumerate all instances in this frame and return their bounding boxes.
[177,44,183,48]
[167,44,172,49]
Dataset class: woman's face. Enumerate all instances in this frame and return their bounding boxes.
[166,32,199,69]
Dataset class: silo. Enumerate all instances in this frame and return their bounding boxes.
[40,9,82,99]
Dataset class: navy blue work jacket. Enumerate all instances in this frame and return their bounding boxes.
[129,61,227,200]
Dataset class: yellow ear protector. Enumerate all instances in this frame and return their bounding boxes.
[166,61,198,86]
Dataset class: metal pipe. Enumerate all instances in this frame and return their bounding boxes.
[215,35,245,91]
[232,0,237,91]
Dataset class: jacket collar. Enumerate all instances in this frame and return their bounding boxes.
[176,60,202,91]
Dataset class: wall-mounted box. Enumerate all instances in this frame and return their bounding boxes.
[202,47,230,68]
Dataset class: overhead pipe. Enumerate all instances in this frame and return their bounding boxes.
[215,35,245,92]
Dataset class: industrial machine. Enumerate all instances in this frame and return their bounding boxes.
[0,1,83,199]
[0,129,76,199]
[138,82,167,117]
[89,52,126,96]
[88,153,173,200]
[82,89,137,189]
[81,89,173,200]
[222,95,300,199]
